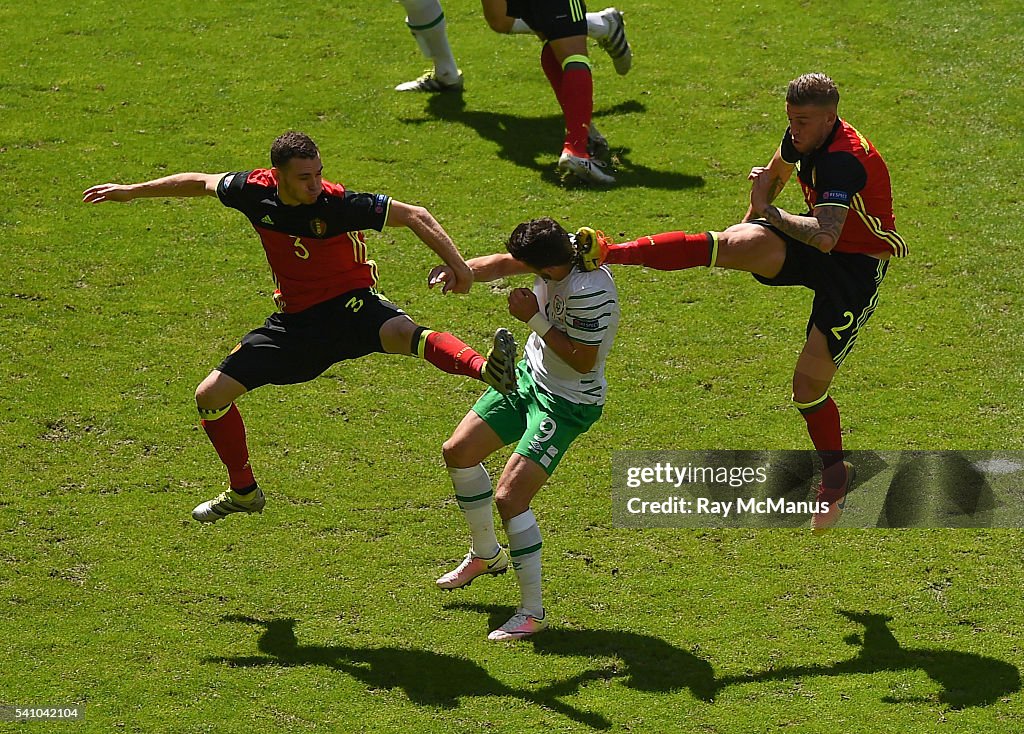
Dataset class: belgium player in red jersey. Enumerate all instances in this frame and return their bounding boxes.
[576,73,907,531]
[83,131,518,524]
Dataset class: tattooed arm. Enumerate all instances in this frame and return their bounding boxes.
[749,177,851,251]
[742,147,794,223]
[759,203,848,253]
[748,154,848,253]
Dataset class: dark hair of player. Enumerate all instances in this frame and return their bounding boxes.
[270,131,320,169]
[786,73,840,108]
[506,217,575,270]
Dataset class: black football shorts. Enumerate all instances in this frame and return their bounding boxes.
[750,221,889,368]
[216,289,405,390]
[505,0,588,41]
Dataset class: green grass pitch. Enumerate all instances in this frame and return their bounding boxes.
[2,1,1023,731]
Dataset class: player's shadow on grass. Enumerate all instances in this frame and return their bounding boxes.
[454,604,1019,710]
[448,602,718,702]
[712,611,1020,709]
[402,95,705,191]
[205,615,611,730]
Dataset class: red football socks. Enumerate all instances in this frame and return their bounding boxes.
[419,330,486,380]
[541,44,593,159]
[540,43,563,103]
[798,396,848,489]
[200,403,256,491]
[559,65,593,158]
[605,232,714,270]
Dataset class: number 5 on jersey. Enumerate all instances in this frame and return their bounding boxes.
[291,238,310,260]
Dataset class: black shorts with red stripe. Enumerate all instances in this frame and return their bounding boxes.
[750,221,889,368]
[216,289,405,390]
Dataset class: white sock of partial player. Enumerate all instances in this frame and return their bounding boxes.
[505,509,543,617]
[402,0,459,82]
[449,464,500,558]
[587,11,611,40]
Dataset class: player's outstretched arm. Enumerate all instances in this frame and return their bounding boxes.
[469,253,533,282]
[387,200,474,294]
[427,253,531,292]
[82,172,224,203]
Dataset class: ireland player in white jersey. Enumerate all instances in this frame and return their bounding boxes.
[428,217,619,640]
[523,263,617,406]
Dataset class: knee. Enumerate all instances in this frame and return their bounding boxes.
[717,223,762,251]
[195,371,245,410]
[792,372,829,405]
[442,436,470,467]
[380,317,416,355]
[195,379,217,409]
[711,227,751,268]
[493,481,526,520]
[493,483,515,517]
[714,224,787,276]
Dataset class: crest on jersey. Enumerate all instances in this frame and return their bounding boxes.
[310,218,327,237]
[552,294,566,322]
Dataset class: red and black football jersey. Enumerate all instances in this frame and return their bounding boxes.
[781,119,907,257]
[217,169,391,312]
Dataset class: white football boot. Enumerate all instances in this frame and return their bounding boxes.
[192,487,266,523]
[488,608,549,641]
[558,151,616,186]
[395,70,464,93]
[436,548,510,590]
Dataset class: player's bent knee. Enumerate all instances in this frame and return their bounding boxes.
[194,377,217,408]
[441,437,468,467]
[195,370,246,410]
[442,432,492,468]
[494,470,541,518]
[378,315,417,355]
[716,224,787,274]
[494,487,526,519]
[792,373,832,406]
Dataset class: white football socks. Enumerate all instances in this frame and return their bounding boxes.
[586,11,611,40]
[449,464,500,558]
[505,509,543,617]
[401,0,460,83]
